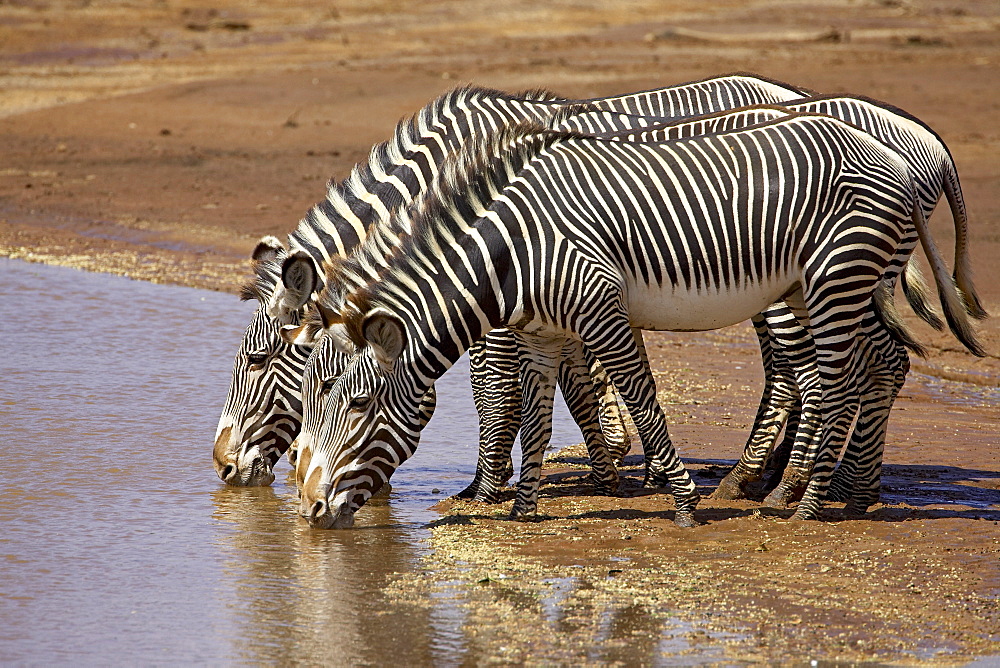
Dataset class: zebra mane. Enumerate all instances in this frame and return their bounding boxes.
[320,119,585,345]
[287,85,565,257]
[341,85,564,202]
[720,71,816,96]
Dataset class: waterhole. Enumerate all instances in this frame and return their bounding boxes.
[0,257,591,663]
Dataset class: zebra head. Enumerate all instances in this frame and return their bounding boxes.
[290,310,435,529]
[213,237,319,486]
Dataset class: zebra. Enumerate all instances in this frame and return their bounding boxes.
[467,99,984,514]
[626,95,988,510]
[289,112,979,530]
[213,74,811,488]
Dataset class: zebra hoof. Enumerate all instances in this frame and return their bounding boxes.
[844,498,875,516]
[789,507,819,521]
[453,482,479,500]
[709,472,748,501]
[472,489,505,505]
[762,475,808,509]
[509,504,538,521]
[588,473,620,496]
[673,509,699,528]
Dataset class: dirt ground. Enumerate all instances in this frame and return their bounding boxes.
[2,0,998,663]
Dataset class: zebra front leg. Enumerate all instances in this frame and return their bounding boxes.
[509,333,562,520]
[557,340,619,495]
[581,316,700,527]
[455,333,521,502]
[713,311,799,500]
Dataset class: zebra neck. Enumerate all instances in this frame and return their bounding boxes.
[380,221,516,384]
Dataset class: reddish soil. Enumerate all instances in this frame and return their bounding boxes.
[2,0,997,662]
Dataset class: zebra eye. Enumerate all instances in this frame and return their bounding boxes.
[247,353,268,366]
[348,395,371,411]
[320,378,337,395]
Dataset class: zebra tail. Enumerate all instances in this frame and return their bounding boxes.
[911,199,988,357]
[944,161,989,319]
[873,280,927,358]
[900,260,944,331]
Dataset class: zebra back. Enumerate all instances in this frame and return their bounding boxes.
[783,94,985,319]
[583,72,808,116]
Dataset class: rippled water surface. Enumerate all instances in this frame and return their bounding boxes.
[0,258,605,663]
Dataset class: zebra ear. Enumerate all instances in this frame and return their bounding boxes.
[280,322,323,349]
[268,252,317,322]
[363,313,406,374]
[252,236,285,263]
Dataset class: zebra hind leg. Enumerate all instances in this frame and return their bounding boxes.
[833,310,910,514]
[586,346,632,464]
[759,298,828,510]
[509,333,562,520]
[713,312,797,500]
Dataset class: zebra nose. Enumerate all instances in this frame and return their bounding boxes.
[219,463,240,484]
[308,499,328,523]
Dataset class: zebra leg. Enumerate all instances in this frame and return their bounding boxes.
[758,409,800,495]
[509,333,562,520]
[713,310,799,500]
[580,314,700,527]
[756,298,828,510]
[788,279,868,521]
[586,347,632,463]
[455,331,521,502]
[830,311,910,513]
[556,340,620,495]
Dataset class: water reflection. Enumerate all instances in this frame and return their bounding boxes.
[0,258,737,664]
[211,484,441,665]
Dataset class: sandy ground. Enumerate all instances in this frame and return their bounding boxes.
[2,0,998,663]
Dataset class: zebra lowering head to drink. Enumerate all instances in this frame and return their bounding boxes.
[213,74,812,488]
[290,113,978,529]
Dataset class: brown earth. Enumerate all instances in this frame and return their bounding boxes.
[2,0,998,663]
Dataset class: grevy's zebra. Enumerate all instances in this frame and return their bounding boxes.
[292,113,973,529]
[701,94,986,508]
[466,99,983,513]
[213,75,810,487]
[614,96,986,508]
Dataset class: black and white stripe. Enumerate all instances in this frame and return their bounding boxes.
[295,112,976,529]
[213,75,811,489]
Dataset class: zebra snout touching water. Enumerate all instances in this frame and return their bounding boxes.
[213,238,312,487]
[291,112,978,529]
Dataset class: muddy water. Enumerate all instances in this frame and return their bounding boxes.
[0,257,598,663]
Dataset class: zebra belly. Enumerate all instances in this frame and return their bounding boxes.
[625,278,791,332]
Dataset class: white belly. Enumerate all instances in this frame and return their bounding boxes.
[626,277,793,331]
